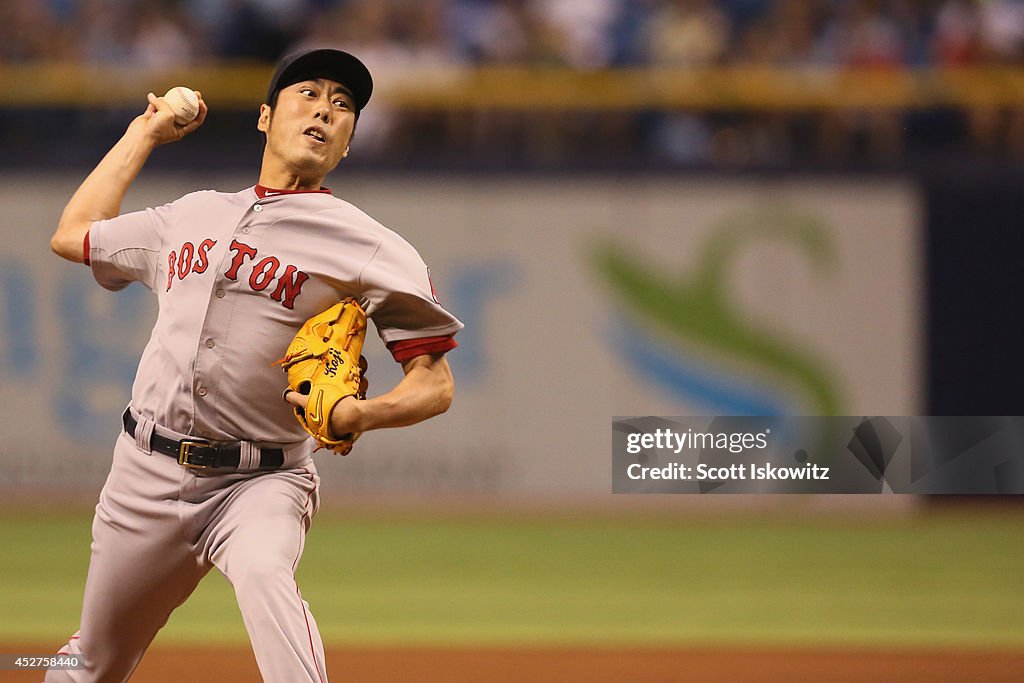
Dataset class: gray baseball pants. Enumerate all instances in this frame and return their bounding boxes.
[46,414,327,683]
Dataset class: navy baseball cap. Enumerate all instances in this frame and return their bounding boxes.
[266,48,373,113]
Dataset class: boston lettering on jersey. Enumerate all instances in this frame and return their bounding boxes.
[166,238,310,309]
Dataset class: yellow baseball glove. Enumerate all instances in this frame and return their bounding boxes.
[276,298,368,455]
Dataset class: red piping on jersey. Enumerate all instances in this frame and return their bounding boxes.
[387,336,457,363]
[254,185,332,198]
[83,231,91,266]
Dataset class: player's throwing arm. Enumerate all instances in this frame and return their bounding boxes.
[50,88,207,263]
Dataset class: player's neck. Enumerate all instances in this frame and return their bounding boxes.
[257,159,326,192]
[257,174,325,192]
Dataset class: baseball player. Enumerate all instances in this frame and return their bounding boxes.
[46,48,462,682]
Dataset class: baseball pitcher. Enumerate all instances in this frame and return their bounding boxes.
[45,49,462,682]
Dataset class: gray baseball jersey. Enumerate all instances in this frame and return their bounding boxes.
[90,186,462,441]
[48,186,462,683]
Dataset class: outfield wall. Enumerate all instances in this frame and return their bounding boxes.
[0,173,921,497]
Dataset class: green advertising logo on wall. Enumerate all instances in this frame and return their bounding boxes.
[593,204,845,416]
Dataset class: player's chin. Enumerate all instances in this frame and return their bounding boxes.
[299,141,343,164]
[290,152,336,177]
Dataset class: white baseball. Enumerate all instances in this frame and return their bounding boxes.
[163,86,199,125]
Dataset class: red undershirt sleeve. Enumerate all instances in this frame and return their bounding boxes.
[386,335,458,363]
[83,231,91,266]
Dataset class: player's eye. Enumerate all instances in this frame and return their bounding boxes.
[299,87,315,97]
[333,99,350,109]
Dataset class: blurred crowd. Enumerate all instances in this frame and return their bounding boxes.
[3,0,1024,168]
[4,0,1024,67]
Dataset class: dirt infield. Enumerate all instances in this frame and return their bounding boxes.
[3,645,1022,682]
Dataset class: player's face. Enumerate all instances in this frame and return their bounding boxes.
[258,79,356,181]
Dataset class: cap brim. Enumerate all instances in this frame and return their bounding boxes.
[267,49,373,111]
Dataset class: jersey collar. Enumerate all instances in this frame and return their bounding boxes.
[254,184,333,199]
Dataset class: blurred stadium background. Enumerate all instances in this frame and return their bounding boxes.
[1,0,1023,681]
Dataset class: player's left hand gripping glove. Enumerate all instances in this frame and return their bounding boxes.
[276,298,369,455]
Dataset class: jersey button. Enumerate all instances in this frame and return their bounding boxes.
[241,227,251,234]
[197,387,208,397]
[253,204,263,213]
[215,289,225,298]
[205,339,215,349]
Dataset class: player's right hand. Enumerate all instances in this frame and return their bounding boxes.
[129,91,208,146]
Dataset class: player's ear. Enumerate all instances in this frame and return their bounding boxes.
[257,104,272,133]
[342,145,350,158]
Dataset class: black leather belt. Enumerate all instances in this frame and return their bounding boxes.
[122,409,285,470]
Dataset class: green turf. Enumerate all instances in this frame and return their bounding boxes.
[1,510,1022,648]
